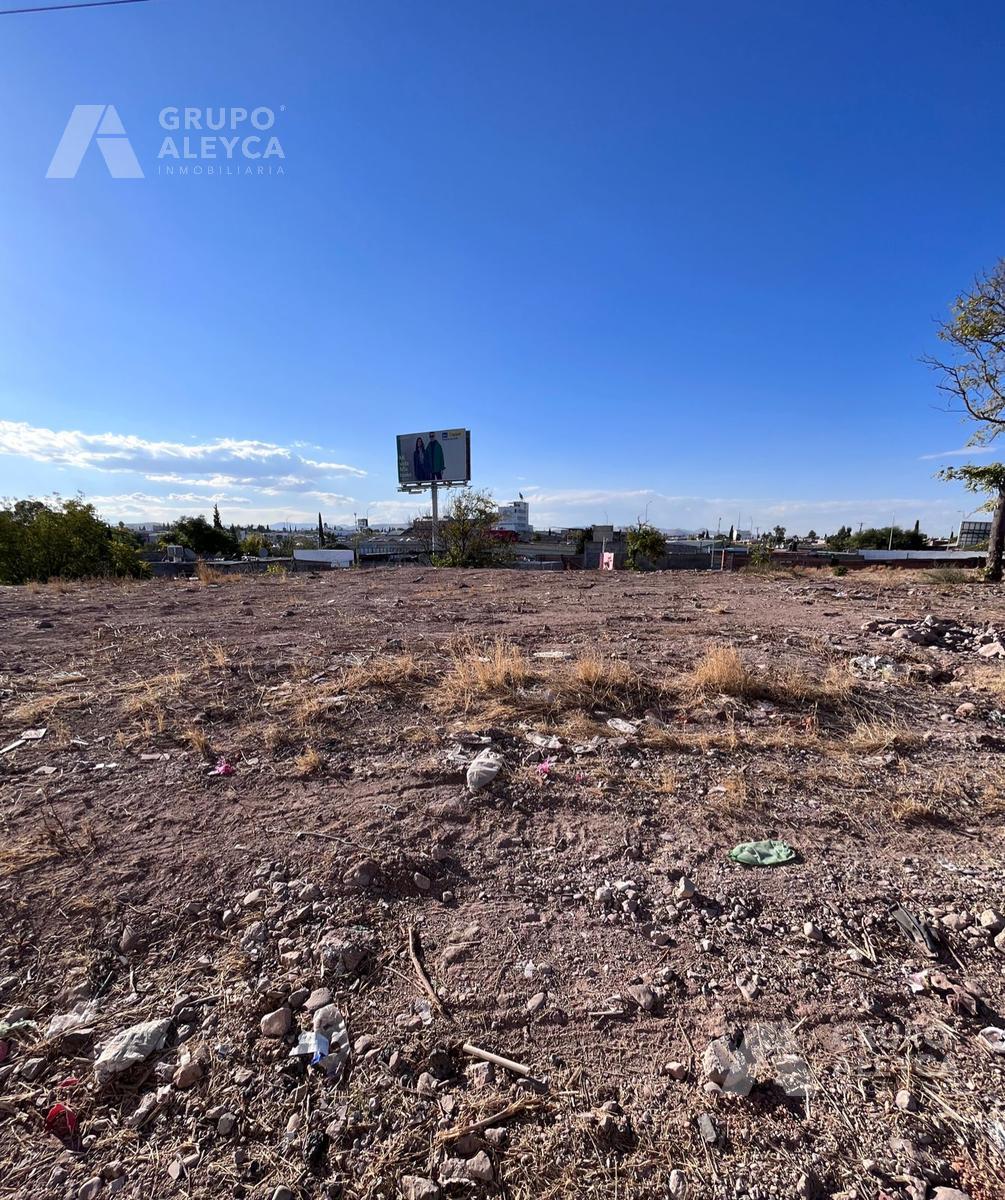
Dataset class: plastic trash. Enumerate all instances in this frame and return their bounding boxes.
[466,749,502,793]
[289,1004,349,1080]
[211,757,235,776]
[47,1001,99,1038]
[728,839,796,867]
[526,732,562,750]
[94,1018,172,1084]
[980,1027,1005,1054]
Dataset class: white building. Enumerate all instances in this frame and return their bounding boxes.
[496,500,532,536]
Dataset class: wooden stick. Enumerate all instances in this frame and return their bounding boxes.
[437,1094,548,1143]
[407,923,453,1022]
[462,1041,533,1078]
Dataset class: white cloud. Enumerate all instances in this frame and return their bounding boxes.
[520,487,968,535]
[0,420,367,490]
[918,445,1001,461]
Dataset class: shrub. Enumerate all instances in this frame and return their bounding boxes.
[625,522,666,570]
[0,497,149,585]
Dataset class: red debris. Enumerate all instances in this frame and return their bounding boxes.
[45,1102,78,1140]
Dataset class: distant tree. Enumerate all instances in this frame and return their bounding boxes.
[806,529,818,541]
[772,524,786,545]
[437,489,503,567]
[848,525,928,551]
[163,514,238,558]
[240,532,267,557]
[938,464,1005,577]
[625,522,667,570]
[825,525,853,550]
[0,496,148,584]
[212,503,223,530]
[404,511,435,558]
[317,512,325,549]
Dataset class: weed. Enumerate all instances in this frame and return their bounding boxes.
[689,644,755,697]
[195,562,226,584]
[846,719,920,754]
[891,797,939,824]
[435,638,533,714]
[922,567,976,586]
[292,745,323,777]
[183,726,214,760]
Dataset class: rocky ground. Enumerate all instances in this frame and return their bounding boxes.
[2,565,1005,1200]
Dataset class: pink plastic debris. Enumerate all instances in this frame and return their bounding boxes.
[211,757,235,776]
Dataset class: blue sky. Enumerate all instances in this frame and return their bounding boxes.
[1,0,1003,535]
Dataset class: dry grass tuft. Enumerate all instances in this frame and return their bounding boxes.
[689,644,755,698]
[195,562,241,584]
[891,797,939,824]
[26,577,75,595]
[7,692,72,724]
[705,771,761,820]
[292,745,323,777]
[687,644,854,710]
[643,761,679,795]
[435,638,534,714]
[264,723,293,752]
[341,652,431,694]
[557,650,650,711]
[183,726,214,760]
[921,567,977,586]
[119,669,188,718]
[202,642,231,670]
[846,719,920,755]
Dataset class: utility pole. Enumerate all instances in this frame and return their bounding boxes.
[430,481,440,557]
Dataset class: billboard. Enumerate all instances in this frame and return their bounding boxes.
[397,428,470,486]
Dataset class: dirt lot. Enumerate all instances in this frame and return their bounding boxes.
[3,566,1005,1200]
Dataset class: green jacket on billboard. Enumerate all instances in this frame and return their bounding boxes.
[428,438,445,477]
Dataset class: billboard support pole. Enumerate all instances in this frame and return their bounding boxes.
[431,481,440,558]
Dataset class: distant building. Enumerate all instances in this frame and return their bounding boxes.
[496,500,532,537]
[957,520,991,549]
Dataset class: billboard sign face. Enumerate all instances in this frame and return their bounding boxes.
[397,428,470,486]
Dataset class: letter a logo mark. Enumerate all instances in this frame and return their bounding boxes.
[47,105,144,179]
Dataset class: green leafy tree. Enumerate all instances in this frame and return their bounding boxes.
[825,525,853,550]
[0,496,148,584]
[925,258,1005,579]
[938,464,1005,576]
[625,522,667,570]
[806,529,818,541]
[848,525,928,551]
[317,512,325,548]
[240,532,267,557]
[212,503,223,529]
[772,525,786,545]
[437,489,503,567]
[162,514,239,558]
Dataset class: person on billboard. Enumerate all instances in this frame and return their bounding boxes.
[427,432,445,480]
[413,436,430,481]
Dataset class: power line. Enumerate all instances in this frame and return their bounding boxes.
[1,0,152,14]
